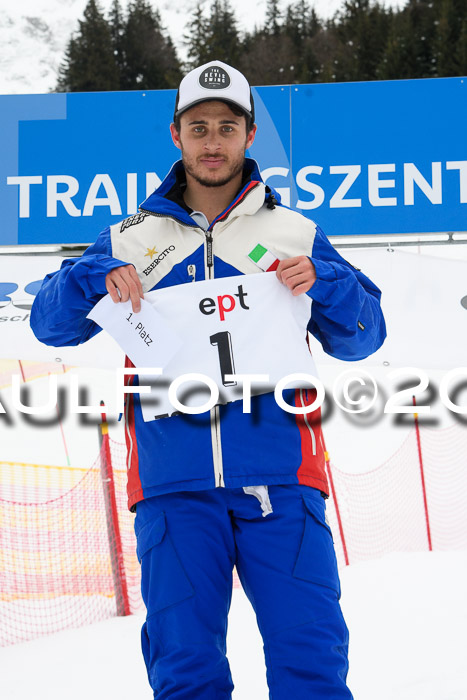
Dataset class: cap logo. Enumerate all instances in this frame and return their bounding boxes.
[199,66,231,90]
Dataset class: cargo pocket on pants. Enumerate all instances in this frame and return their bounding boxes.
[136,510,195,615]
[293,493,341,599]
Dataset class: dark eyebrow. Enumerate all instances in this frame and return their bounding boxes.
[187,119,240,125]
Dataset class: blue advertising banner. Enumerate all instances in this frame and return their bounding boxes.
[0,77,465,245]
[290,78,466,235]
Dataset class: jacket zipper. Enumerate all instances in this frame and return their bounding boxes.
[140,191,262,489]
[140,212,224,486]
[203,184,260,488]
[205,230,225,487]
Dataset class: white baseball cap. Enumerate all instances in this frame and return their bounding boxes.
[173,60,255,122]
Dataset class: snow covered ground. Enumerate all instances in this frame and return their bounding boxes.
[2,550,466,699]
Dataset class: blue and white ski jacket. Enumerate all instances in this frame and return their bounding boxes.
[31,158,386,511]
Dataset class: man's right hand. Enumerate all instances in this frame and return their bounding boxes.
[105,265,144,313]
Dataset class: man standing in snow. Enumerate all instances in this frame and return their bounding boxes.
[31,60,385,698]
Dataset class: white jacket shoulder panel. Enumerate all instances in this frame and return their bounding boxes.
[110,213,205,292]
[214,203,318,274]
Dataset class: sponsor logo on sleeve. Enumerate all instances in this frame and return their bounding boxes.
[120,212,149,233]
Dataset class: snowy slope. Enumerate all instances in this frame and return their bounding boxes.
[1,551,466,699]
[0,0,405,95]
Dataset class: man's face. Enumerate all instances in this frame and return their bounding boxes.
[170,101,257,188]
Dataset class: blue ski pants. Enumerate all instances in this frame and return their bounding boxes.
[134,484,353,699]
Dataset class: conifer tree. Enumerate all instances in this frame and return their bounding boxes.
[207,0,241,64]
[377,0,437,79]
[434,0,467,76]
[185,4,210,67]
[265,0,283,37]
[456,17,467,75]
[285,0,320,46]
[408,0,438,77]
[376,9,411,79]
[284,0,321,82]
[240,29,298,85]
[108,0,126,82]
[122,0,181,89]
[240,0,303,85]
[332,0,390,82]
[185,0,241,67]
[310,20,343,83]
[56,0,119,92]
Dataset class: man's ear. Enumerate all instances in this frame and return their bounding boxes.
[170,123,181,150]
[246,123,257,150]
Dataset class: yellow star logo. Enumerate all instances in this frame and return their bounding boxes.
[144,246,158,259]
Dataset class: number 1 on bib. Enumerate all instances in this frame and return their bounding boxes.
[210,331,237,387]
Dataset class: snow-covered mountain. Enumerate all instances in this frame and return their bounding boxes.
[0,0,404,95]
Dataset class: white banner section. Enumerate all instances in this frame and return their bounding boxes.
[0,255,123,367]
[89,272,319,421]
[309,247,467,369]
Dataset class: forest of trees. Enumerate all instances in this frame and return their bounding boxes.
[56,0,467,92]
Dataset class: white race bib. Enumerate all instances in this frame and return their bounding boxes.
[89,273,318,421]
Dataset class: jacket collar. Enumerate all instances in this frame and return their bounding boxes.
[139,158,280,229]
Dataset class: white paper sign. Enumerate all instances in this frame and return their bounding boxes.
[87,295,183,369]
[143,273,318,420]
[88,273,319,422]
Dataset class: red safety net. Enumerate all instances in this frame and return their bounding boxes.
[1,423,467,647]
[326,423,467,568]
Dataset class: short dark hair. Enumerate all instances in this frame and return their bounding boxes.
[173,101,255,134]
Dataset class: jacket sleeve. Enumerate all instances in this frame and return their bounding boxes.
[306,225,386,361]
[30,227,131,347]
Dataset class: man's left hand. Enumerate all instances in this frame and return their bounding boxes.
[276,256,316,296]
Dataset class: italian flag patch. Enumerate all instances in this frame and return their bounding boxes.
[248,244,280,272]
